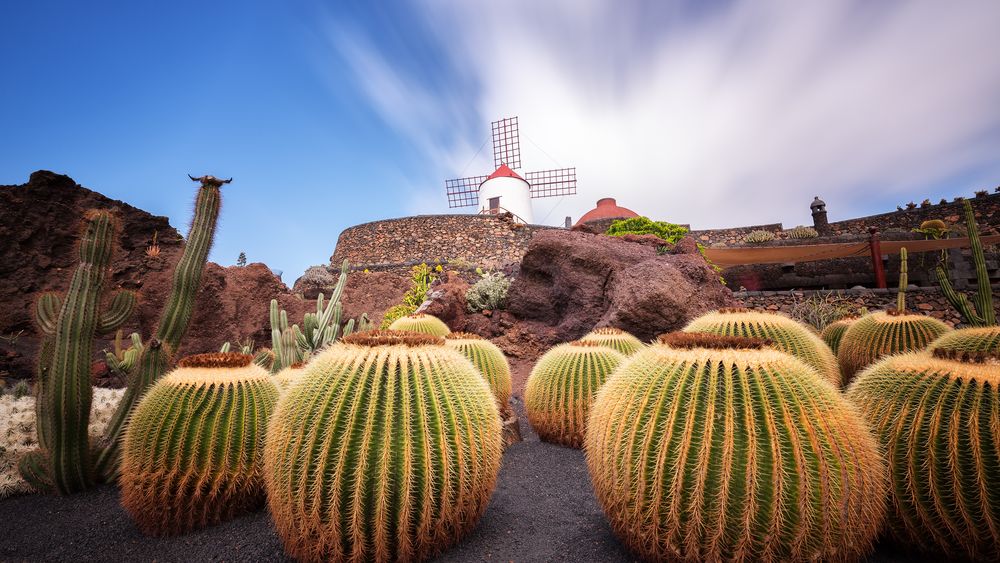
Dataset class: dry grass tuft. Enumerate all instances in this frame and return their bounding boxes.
[342,329,444,347]
[657,332,772,350]
[177,352,252,369]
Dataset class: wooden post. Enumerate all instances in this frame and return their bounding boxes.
[869,227,887,289]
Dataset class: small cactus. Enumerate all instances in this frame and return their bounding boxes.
[587,333,887,562]
[388,313,451,336]
[743,229,775,244]
[819,316,857,355]
[579,327,645,355]
[784,225,819,239]
[264,330,501,562]
[524,341,625,448]
[836,311,951,384]
[847,327,1000,560]
[444,332,512,412]
[119,353,278,536]
[684,308,842,386]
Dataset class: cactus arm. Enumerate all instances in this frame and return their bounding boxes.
[897,247,908,313]
[95,290,137,334]
[963,201,996,325]
[35,292,62,335]
[935,267,985,326]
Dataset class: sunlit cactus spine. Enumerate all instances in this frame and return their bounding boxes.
[579,326,645,355]
[587,333,887,563]
[388,312,451,336]
[935,199,995,326]
[119,352,278,536]
[820,315,857,355]
[264,330,501,562]
[18,210,137,495]
[444,332,512,412]
[272,363,304,390]
[847,327,1000,560]
[683,308,842,386]
[524,341,625,448]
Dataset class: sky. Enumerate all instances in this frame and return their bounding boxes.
[2,1,999,282]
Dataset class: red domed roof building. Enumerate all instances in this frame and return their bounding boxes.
[574,198,638,227]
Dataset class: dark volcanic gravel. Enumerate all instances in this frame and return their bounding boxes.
[0,399,925,562]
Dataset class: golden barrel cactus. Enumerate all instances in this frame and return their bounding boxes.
[847,327,1000,560]
[444,332,512,412]
[524,341,625,448]
[579,327,645,355]
[587,333,887,562]
[837,310,951,384]
[820,316,857,355]
[119,353,279,535]
[387,313,451,336]
[264,330,502,562]
[272,363,304,390]
[683,308,842,386]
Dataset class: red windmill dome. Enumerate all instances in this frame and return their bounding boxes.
[574,198,638,226]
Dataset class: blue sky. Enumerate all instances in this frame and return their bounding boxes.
[2,1,999,282]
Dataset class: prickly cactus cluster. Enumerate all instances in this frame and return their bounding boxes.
[444,332,512,411]
[388,313,451,336]
[579,327,645,355]
[836,310,951,384]
[820,315,856,355]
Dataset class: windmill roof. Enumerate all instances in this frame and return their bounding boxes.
[574,198,639,226]
[486,163,524,182]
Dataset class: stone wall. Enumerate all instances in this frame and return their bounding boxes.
[330,214,559,269]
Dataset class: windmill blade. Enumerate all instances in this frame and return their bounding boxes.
[526,168,577,198]
[445,175,485,208]
[491,116,521,169]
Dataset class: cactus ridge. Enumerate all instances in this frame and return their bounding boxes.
[837,311,951,385]
[264,341,502,562]
[444,334,512,410]
[119,360,278,536]
[273,365,305,390]
[683,309,842,386]
[524,342,625,448]
[820,318,857,355]
[587,345,888,562]
[580,327,645,355]
[847,345,1000,559]
[387,313,451,337]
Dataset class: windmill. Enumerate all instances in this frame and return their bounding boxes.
[445,116,577,224]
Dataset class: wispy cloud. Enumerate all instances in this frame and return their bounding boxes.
[324,0,1000,228]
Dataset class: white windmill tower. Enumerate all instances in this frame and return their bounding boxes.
[445,116,577,224]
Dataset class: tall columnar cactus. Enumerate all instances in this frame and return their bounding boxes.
[587,333,887,562]
[847,327,1000,560]
[264,330,502,562]
[683,308,842,386]
[935,200,996,326]
[18,210,137,495]
[95,175,228,481]
[119,353,278,535]
[524,341,625,448]
[444,332,512,412]
[388,313,451,336]
[819,315,857,355]
[579,327,645,355]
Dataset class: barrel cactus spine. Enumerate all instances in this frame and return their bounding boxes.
[264,330,502,562]
[587,332,887,562]
[444,332,512,412]
[683,308,842,386]
[820,315,857,355]
[847,327,1000,559]
[272,362,305,390]
[579,326,645,355]
[524,341,625,448]
[19,210,137,494]
[388,313,451,336]
[119,352,278,536]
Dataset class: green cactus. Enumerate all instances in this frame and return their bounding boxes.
[264,330,502,562]
[587,332,887,562]
[847,327,1000,559]
[95,175,228,481]
[935,200,996,326]
[837,311,951,384]
[272,363,304,390]
[388,312,451,336]
[819,316,857,355]
[18,210,137,494]
[524,341,625,448]
[579,327,645,355]
[784,225,819,239]
[119,353,278,535]
[444,332,512,412]
[683,308,842,386]
[105,330,143,381]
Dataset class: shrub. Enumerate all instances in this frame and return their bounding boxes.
[466,271,511,312]
[743,229,775,243]
[379,303,416,329]
[605,216,688,244]
[12,381,29,401]
[784,225,819,239]
[787,292,855,331]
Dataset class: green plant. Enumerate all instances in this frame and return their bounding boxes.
[236,251,246,267]
[12,381,29,401]
[784,225,819,239]
[744,229,775,243]
[579,327,644,355]
[605,216,688,244]
[119,353,278,535]
[466,271,511,312]
[837,310,951,384]
[444,332,512,412]
[935,200,995,326]
[847,328,1000,559]
[104,330,143,383]
[586,333,887,562]
[819,316,857,355]
[913,219,950,239]
[264,330,502,562]
[524,341,625,448]
[403,262,436,308]
[696,243,727,286]
[683,308,842,386]
[787,292,855,331]
[18,210,137,495]
[388,313,451,336]
[379,303,416,329]
[93,175,229,482]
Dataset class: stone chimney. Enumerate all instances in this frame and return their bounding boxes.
[564,216,572,228]
[811,196,830,236]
